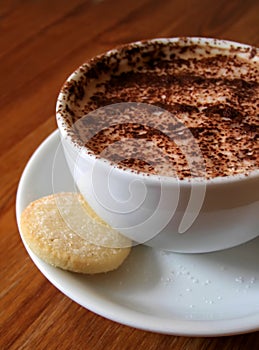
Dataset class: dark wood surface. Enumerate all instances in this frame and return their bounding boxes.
[1,0,258,349]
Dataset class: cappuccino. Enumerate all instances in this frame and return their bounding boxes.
[60,39,258,179]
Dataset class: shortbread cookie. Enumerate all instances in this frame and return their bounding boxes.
[20,193,131,274]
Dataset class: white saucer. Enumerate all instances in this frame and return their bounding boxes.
[16,130,259,336]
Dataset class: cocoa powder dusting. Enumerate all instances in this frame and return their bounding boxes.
[59,40,259,179]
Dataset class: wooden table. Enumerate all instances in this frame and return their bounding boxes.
[1,0,258,348]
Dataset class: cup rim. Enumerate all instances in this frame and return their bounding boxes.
[56,36,259,185]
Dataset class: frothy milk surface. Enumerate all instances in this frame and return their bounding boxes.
[59,39,259,179]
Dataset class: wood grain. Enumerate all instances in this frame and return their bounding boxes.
[0,0,258,349]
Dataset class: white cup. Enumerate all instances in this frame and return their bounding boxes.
[56,37,259,253]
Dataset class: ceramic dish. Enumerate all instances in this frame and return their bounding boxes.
[16,130,259,336]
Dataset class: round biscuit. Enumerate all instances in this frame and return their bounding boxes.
[20,192,131,274]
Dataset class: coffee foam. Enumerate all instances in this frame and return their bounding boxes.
[58,39,259,179]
